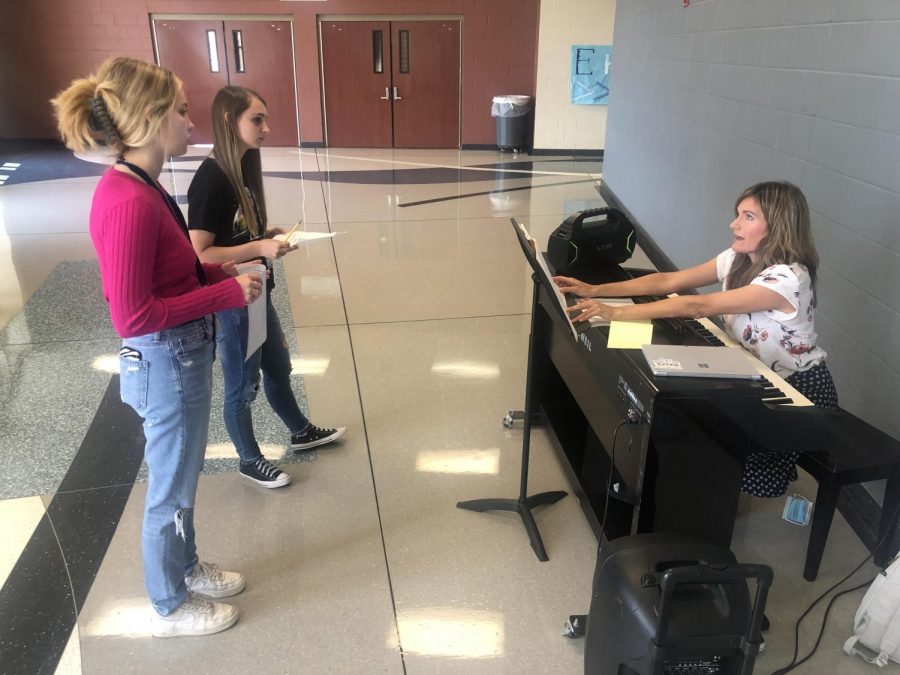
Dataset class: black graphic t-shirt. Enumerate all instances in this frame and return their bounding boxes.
[188,157,274,289]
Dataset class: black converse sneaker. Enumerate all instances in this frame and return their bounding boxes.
[239,457,292,488]
[291,425,346,453]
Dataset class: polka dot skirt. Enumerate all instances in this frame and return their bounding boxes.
[741,362,839,498]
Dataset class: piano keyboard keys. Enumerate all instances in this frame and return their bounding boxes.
[691,315,813,407]
[685,319,725,346]
[637,293,815,407]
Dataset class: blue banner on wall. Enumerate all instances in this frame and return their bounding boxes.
[571,45,611,105]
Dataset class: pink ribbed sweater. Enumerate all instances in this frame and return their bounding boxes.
[90,169,245,338]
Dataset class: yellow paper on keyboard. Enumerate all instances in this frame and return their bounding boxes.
[607,320,653,349]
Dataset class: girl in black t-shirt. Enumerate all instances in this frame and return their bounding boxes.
[188,85,345,489]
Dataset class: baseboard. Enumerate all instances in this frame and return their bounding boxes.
[531,148,604,158]
[460,143,501,151]
[0,138,64,150]
[298,143,604,157]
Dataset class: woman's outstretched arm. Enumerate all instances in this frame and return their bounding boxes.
[553,258,720,299]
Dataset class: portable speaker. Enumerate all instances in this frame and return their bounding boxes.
[547,208,636,275]
[585,533,771,675]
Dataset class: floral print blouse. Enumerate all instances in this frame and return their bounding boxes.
[715,249,826,377]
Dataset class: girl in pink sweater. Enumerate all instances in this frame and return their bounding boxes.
[52,57,260,638]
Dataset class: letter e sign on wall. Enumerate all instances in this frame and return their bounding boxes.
[570,45,611,105]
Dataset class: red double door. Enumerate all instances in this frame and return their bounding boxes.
[153,18,298,146]
[321,20,461,149]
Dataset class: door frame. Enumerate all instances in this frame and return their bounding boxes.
[317,15,464,149]
[150,13,302,147]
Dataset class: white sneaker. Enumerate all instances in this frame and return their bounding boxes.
[185,561,246,599]
[151,593,238,638]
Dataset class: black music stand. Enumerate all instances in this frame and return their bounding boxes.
[456,219,571,562]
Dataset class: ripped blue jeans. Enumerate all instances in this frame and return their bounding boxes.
[216,300,309,465]
[119,316,214,616]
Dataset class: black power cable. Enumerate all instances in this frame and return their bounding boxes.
[597,419,632,557]
[771,499,900,674]
[563,419,636,639]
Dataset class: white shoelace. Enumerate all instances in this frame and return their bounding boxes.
[179,594,215,614]
[255,458,280,478]
[191,561,223,582]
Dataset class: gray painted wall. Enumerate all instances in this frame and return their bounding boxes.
[603,0,900,443]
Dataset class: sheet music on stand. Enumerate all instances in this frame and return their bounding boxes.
[512,219,581,340]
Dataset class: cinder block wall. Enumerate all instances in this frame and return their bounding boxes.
[603,0,900,442]
[533,0,617,151]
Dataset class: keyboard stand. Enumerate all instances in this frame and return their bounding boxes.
[457,273,567,561]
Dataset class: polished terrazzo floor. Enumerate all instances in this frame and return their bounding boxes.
[0,145,884,674]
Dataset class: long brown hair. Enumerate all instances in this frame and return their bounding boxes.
[52,57,182,156]
[726,181,819,292]
[209,86,268,237]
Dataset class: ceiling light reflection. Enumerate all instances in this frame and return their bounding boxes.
[205,443,236,460]
[92,354,120,373]
[395,608,505,658]
[431,360,500,380]
[258,443,282,457]
[300,275,341,296]
[205,442,281,460]
[291,356,330,376]
[415,448,500,475]
[82,597,151,638]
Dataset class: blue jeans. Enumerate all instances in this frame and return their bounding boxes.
[216,298,309,464]
[118,316,215,616]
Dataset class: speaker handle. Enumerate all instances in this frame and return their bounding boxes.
[565,207,617,236]
[654,563,773,647]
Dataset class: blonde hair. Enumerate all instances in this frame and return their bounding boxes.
[51,57,182,156]
[209,85,267,237]
[726,181,819,292]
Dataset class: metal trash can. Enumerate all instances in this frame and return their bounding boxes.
[491,95,533,151]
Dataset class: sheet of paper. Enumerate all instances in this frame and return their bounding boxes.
[607,319,653,349]
[517,221,537,256]
[587,300,636,327]
[275,230,340,247]
[235,262,267,361]
[534,252,578,340]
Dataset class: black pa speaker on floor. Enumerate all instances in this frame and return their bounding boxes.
[547,207,635,275]
[585,533,772,675]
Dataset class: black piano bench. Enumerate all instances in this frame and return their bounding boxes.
[796,409,900,581]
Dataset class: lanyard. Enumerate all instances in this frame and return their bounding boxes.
[116,159,208,286]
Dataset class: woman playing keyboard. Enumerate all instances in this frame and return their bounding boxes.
[553,181,837,498]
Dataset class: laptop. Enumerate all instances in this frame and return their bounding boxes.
[641,344,763,380]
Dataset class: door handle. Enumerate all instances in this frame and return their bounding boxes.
[380,87,391,100]
[392,86,402,101]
